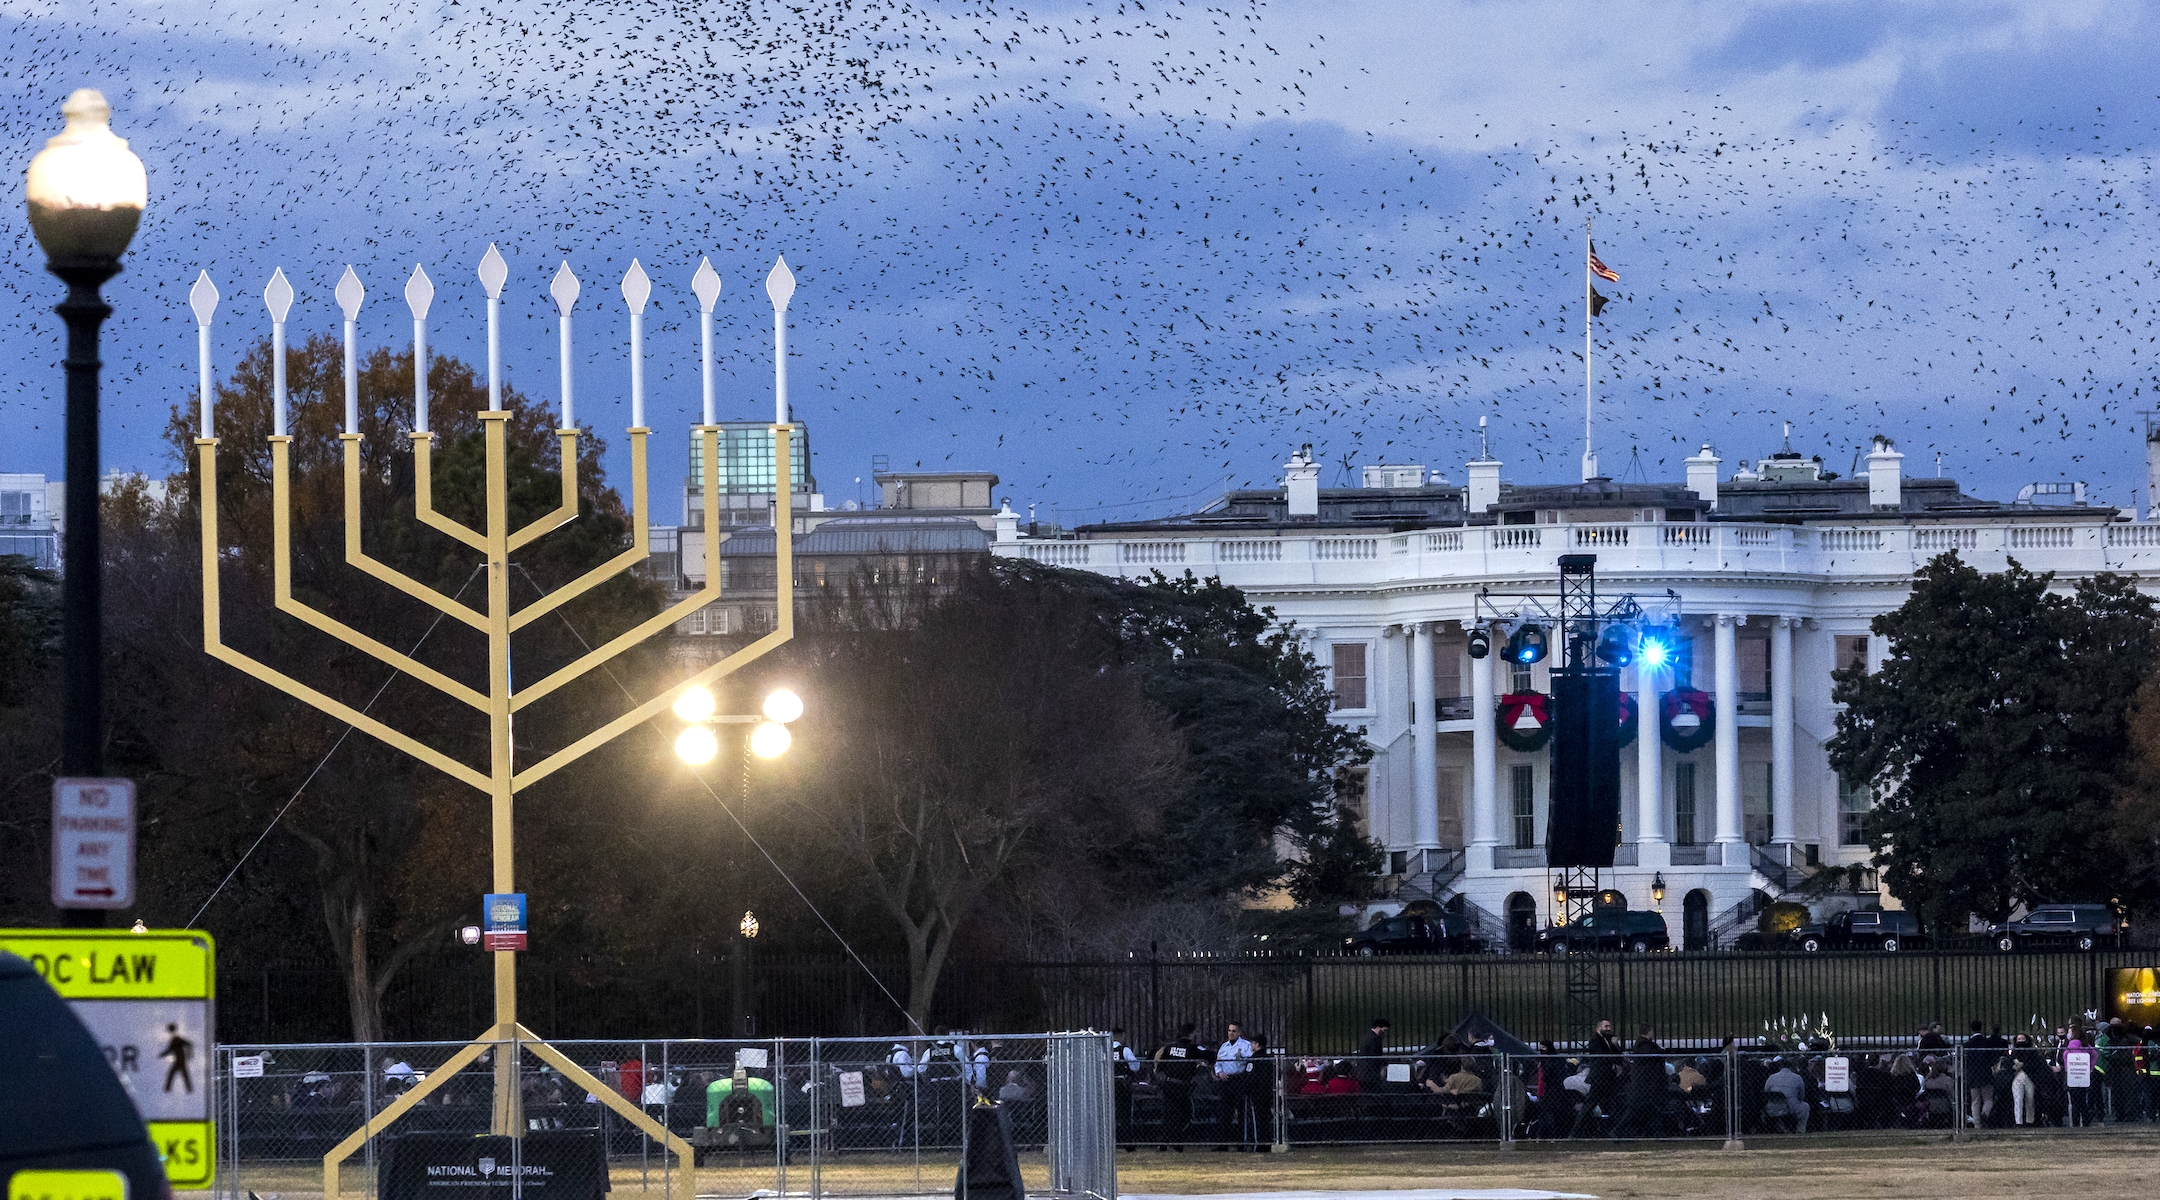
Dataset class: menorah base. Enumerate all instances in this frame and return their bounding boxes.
[322,1024,694,1200]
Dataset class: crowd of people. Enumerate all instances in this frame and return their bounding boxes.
[1102,1012,2160,1143]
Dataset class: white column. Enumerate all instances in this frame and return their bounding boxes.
[1635,660,1664,848]
[1713,614,1743,847]
[1410,622,1440,851]
[1469,622,1499,852]
[1771,616,1796,846]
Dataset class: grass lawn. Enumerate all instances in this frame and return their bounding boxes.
[231,1128,2160,1200]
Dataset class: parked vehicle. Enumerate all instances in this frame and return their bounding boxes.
[0,953,169,1200]
[1789,907,1926,953]
[1538,908,1669,954]
[1988,904,2122,952]
[1344,911,1485,956]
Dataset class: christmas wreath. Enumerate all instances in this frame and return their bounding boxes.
[1660,687,1716,753]
[1496,691,1551,752]
[1616,690,1639,749]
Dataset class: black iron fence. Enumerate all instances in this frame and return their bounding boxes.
[227,948,2154,1052]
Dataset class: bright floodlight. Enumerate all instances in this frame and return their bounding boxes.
[1639,637,1671,669]
[762,688,804,724]
[672,686,717,724]
[749,721,792,759]
[675,725,720,765]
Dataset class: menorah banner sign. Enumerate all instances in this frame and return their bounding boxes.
[189,245,801,1193]
[2104,967,2160,1028]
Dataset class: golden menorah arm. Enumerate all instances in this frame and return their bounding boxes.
[518,1026,695,1167]
[264,439,488,711]
[511,625,790,792]
[322,1032,496,1200]
[512,427,794,792]
[510,425,724,707]
[508,429,650,632]
[411,431,489,551]
[341,435,487,632]
[506,428,584,552]
[198,438,492,794]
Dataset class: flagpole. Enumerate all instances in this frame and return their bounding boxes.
[1583,218,1595,481]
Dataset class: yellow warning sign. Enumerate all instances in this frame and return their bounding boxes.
[0,930,217,1191]
[7,1170,130,1200]
[0,930,211,999]
[145,1122,215,1190]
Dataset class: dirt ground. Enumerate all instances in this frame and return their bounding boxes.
[237,1130,2160,1200]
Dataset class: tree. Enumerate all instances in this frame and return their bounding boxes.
[1828,553,2156,928]
[1041,566,1376,903]
[782,561,1184,1031]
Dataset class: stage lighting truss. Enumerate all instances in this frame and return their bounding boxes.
[1470,587,1683,673]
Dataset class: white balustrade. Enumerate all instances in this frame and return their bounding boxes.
[1912,527,1978,552]
[1819,529,1883,552]
[1730,527,1777,547]
[1119,540,1186,565]
[1660,524,1713,547]
[1314,537,1378,561]
[2109,524,2160,548]
[1219,539,1283,563]
[2008,526,2075,550]
[1490,527,1542,549]
[1425,530,1465,552]
[1573,524,1632,547]
[1025,542,1092,566]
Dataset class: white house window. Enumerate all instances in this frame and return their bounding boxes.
[1331,643,1369,710]
[1510,765,1536,850]
[1835,635,1869,676]
[1742,762,1772,845]
[1838,773,1871,846]
[1674,762,1699,847]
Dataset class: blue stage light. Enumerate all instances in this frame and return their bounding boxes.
[1638,636,1671,669]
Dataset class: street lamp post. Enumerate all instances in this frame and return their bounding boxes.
[675,687,799,1037]
[27,89,147,929]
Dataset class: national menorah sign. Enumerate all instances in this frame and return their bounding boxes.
[188,245,800,1192]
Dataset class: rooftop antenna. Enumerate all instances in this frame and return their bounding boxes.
[1622,445,1649,484]
[1782,421,1793,455]
[1934,453,1942,479]
[1334,450,1358,488]
[1478,414,1492,459]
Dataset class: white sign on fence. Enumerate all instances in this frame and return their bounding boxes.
[2066,1049,2093,1088]
[736,1048,769,1069]
[838,1071,866,1108]
[232,1055,264,1079]
[1823,1056,1850,1093]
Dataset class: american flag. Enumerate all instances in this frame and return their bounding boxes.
[1588,243,1619,283]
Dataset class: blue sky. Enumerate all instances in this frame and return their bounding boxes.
[2,0,2156,524]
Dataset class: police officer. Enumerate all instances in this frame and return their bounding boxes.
[1213,1021,1255,1150]
[1109,1027,1140,1150]
[887,1040,921,1147]
[923,1029,965,1144]
[1153,1022,1202,1150]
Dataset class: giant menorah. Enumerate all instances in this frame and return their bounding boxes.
[189,245,799,1194]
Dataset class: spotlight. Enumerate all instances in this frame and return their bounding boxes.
[762,688,804,724]
[672,686,717,724]
[1638,632,1672,670]
[1467,626,1491,660]
[1596,624,1636,666]
[675,725,720,765]
[1506,623,1548,665]
[749,721,792,759]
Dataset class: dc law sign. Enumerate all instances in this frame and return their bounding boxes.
[0,930,216,1190]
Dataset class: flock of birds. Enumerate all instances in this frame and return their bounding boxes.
[0,1,2154,519]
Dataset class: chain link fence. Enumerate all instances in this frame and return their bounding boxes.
[209,1033,1115,1200]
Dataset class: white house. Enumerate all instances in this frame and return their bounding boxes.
[992,432,2156,950]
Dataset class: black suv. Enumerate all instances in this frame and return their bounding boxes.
[1538,909,1669,954]
[1988,904,2121,952]
[1345,911,1484,956]
[1790,908,1925,953]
